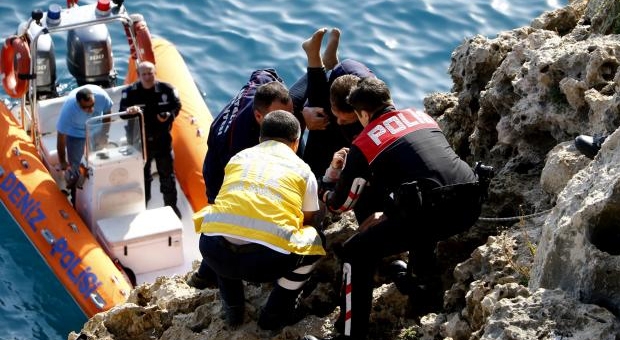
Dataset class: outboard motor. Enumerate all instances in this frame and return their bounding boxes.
[18,8,58,99]
[66,23,117,88]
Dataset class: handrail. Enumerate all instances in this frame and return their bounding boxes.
[23,3,144,154]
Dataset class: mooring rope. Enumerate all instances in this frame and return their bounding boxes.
[477,208,553,222]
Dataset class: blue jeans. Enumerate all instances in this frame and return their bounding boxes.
[66,135,86,169]
[199,234,321,315]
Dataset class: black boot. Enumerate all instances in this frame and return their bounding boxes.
[170,204,182,219]
[163,190,181,218]
[387,259,410,294]
[187,271,217,290]
[257,285,306,331]
[144,182,151,206]
[222,302,244,328]
[575,134,607,159]
[387,260,444,317]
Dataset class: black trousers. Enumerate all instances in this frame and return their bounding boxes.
[199,234,322,318]
[336,191,481,338]
[144,146,177,206]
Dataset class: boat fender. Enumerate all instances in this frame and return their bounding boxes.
[1,35,32,98]
[124,14,155,64]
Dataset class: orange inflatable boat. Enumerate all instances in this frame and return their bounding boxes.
[0,1,212,317]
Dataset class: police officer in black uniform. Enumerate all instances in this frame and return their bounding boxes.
[304,77,484,340]
[120,61,182,218]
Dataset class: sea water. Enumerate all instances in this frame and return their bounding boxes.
[0,0,566,338]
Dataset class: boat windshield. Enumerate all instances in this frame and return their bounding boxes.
[84,112,144,166]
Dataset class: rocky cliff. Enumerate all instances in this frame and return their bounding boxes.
[70,0,620,339]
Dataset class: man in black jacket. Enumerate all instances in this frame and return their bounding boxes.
[305,77,483,340]
[120,61,182,218]
[202,72,293,204]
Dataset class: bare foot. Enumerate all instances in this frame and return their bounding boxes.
[302,27,328,68]
[322,28,340,70]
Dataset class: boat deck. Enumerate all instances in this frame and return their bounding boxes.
[24,85,203,287]
[135,168,202,284]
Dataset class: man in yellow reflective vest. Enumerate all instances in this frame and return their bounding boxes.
[193,110,325,330]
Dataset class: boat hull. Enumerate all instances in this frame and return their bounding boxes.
[0,104,132,316]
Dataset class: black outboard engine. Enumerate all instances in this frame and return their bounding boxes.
[19,8,58,99]
[66,24,117,88]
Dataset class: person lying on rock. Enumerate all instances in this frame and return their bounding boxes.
[192,110,325,330]
[304,77,484,340]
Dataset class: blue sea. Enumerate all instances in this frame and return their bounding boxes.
[0,0,566,338]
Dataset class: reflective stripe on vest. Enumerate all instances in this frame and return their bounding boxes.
[198,141,325,256]
[202,212,325,255]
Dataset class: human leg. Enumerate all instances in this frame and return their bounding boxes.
[65,136,86,205]
[188,235,220,289]
[404,240,444,317]
[288,72,308,132]
[322,28,340,70]
[187,263,218,289]
[397,189,481,316]
[154,150,180,217]
[302,65,339,177]
[258,254,322,330]
[204,237,323,330]
[290,27,337,131]
[302,27,328,68]
[65,135,85,169]
[198,234,245,326]
[143,153,153,205]
[335,220,410,339]
[217,275,245,327]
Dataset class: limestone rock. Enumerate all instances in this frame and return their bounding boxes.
[540,141,590,198]
[480,289,620,340]
[530,129,620,316]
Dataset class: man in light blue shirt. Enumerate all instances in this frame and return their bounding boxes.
[56,84,113,171]
[56,85,112,204]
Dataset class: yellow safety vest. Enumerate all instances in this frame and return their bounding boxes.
[194,140,325,256]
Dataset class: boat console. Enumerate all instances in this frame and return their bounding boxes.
[76,111,147,230]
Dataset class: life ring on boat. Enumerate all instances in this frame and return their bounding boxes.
[66,0,78,8]
[124,15,156,64]
[1,36,32,98]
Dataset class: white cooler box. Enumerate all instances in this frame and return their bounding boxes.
[95,206,184,275]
